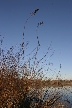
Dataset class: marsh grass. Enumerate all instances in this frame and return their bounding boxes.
[0,9,72,108]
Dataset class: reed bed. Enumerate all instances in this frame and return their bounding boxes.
[0,9,72,108]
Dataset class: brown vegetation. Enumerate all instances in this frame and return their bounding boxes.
[42,79,72,87]
[0,9,72,108]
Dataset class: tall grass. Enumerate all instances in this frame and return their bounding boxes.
[0,9,71,108]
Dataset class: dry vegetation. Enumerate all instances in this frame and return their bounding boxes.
[0,9,72,108]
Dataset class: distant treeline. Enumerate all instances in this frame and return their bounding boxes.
[41,79,72,87]
[26,78,72,87]
[21,78,72,88]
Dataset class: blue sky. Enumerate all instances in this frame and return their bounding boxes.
[0,0,72,80]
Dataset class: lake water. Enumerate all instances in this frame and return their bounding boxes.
[21,86,72,108]
[42,86,72,107]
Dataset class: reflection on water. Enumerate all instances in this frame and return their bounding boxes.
[43,86,72,107]
[21,86,72,108]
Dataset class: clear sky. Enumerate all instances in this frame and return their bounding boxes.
[0,0,72,80]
